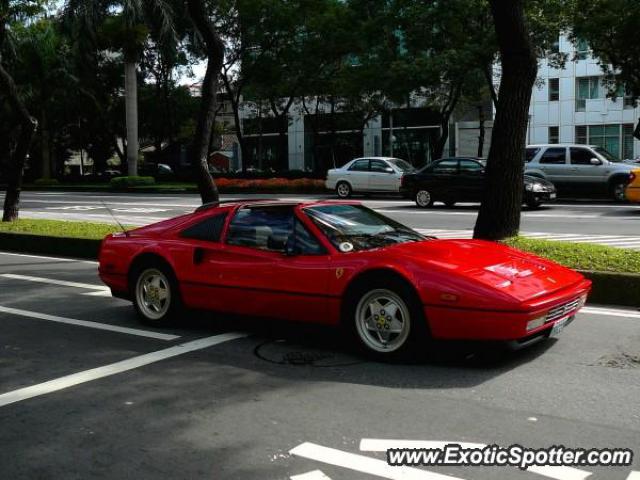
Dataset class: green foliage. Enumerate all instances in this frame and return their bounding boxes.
[0,219,124,239]
[504,237,640,274]
[110,175,156,188]
[33,177,59,185]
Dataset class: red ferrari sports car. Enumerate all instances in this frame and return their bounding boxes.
[99,199,591,357]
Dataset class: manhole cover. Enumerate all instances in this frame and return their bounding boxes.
[254,339,363,367]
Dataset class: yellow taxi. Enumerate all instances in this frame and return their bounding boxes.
[626,169,640,203]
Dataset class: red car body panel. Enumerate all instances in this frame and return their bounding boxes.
[98,200,591,343]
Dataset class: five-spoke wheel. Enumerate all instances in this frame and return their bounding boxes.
[355,289,411,353]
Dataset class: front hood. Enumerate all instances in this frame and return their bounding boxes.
[388,239,583,304]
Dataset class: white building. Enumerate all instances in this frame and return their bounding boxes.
[528,35,639,160]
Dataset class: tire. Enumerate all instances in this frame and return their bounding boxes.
[131,259,182,326]
[336,181,352,198]
[526,200,542,209]
[415,189,434,208]
[611,180,628,202]
[343,274,430,360]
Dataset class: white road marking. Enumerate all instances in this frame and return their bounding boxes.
[290,470,333,480]
[1,273,110,294]
[0,332,246,407]
[0,251,98,264]
[290,442,463,480]
[359,439,591,480]
[0,305,179,341]
[581,306,640,319]
[626,472,640,480]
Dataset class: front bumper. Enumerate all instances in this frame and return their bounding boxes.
[626,186,640,203]
[424,280,591,343]
[524,190,556,204]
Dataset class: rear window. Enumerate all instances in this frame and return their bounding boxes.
[539,147,567,164]
[181,213,227,242]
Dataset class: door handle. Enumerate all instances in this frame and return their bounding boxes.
[193,247,205,265]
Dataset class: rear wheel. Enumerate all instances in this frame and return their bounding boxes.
[336,181,352,198]
[131,260,181,326]
[611,180,627,202]
[415,189,434,208]
[344,275,429,359]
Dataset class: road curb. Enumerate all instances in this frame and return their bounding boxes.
[0,233,100,260]
[0,233,638,309]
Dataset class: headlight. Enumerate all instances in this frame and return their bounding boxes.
[525,183,534,191]
[530,184,545,192]
[526,316,546,331]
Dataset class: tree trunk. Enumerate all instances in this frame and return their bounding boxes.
[124,55,139,176]
[477,105,485,158]
[473,0,538,240]
[41,107,51,179]
[187,0,224,204]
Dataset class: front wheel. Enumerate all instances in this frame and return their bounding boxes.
[132,262,181,326]
[336,181,352,198]
[344,276,429,359]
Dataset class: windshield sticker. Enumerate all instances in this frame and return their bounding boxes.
[339,242,354,253]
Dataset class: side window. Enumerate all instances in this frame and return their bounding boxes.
[370,160,391,173]
[180,213,227,242]
[227,206,294,251]
[459,160,484,174]
[539,147,567,164]
[432,159,458,174]
[525,148,540,162]
[292,220,326,255]
[349,159,369,172]
[570,147,596,165]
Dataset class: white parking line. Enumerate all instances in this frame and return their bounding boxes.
[290,442,463,480]
[626,472,640,480]
[0,332,246,408]
[0,305,179,341]
[1,273,110,294]
[290,470,333,480]
[581,306,640,319]
[0,251,98,265]
[359,440,592,480]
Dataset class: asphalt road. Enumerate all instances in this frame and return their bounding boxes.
[0,251,639,479]
[4,191,640,249]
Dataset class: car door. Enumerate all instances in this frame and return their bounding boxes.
[369,159,399,191]
[569,147,604,184]
[458,159,486,201]
[346,159,371,192]
[428,158,460,198]
[536,147,569,183]
[186,205,330,322]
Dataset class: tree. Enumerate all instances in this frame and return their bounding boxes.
[571,0,640,140]
[0,0,41,221]
[473,0,538,240]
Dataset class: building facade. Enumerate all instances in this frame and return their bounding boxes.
[528,35,639,160]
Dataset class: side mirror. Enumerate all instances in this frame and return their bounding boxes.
[284,236,298,256]
[590,158,602,165]
[267,235,288,252]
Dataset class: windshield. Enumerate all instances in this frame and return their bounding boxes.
[304,204,427,252]
[594,147,621,163]
[388,158,415,172]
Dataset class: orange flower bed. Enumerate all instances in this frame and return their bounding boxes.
[214,177,325,192]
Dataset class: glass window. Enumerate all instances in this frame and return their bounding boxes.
[304,204,425,252]
[227,206,294,251]
[548,126,559,144]
[593,146,621,163]
[370,159,391,173]
[387,158,415,172]
[291,220,325,255]
[576,77,601,111]
[539,147,567,164]
[623,124,635,160]
[525,147,540,163]
[576,38,589,60]
[432,159,458,174]
[549,78,560,101]
[349,159,369,171]
[575,125,588,144]
[181,213,227,242]
[459,159,484,173]
[570,148,595,165]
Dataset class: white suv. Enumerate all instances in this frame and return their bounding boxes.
[524,144,635,201]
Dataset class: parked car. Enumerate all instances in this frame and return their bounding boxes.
[99,199,590,359]
[524,144,635,201]
[625,169,640,203]
[400,157,557,208]
[325,157,416,198]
